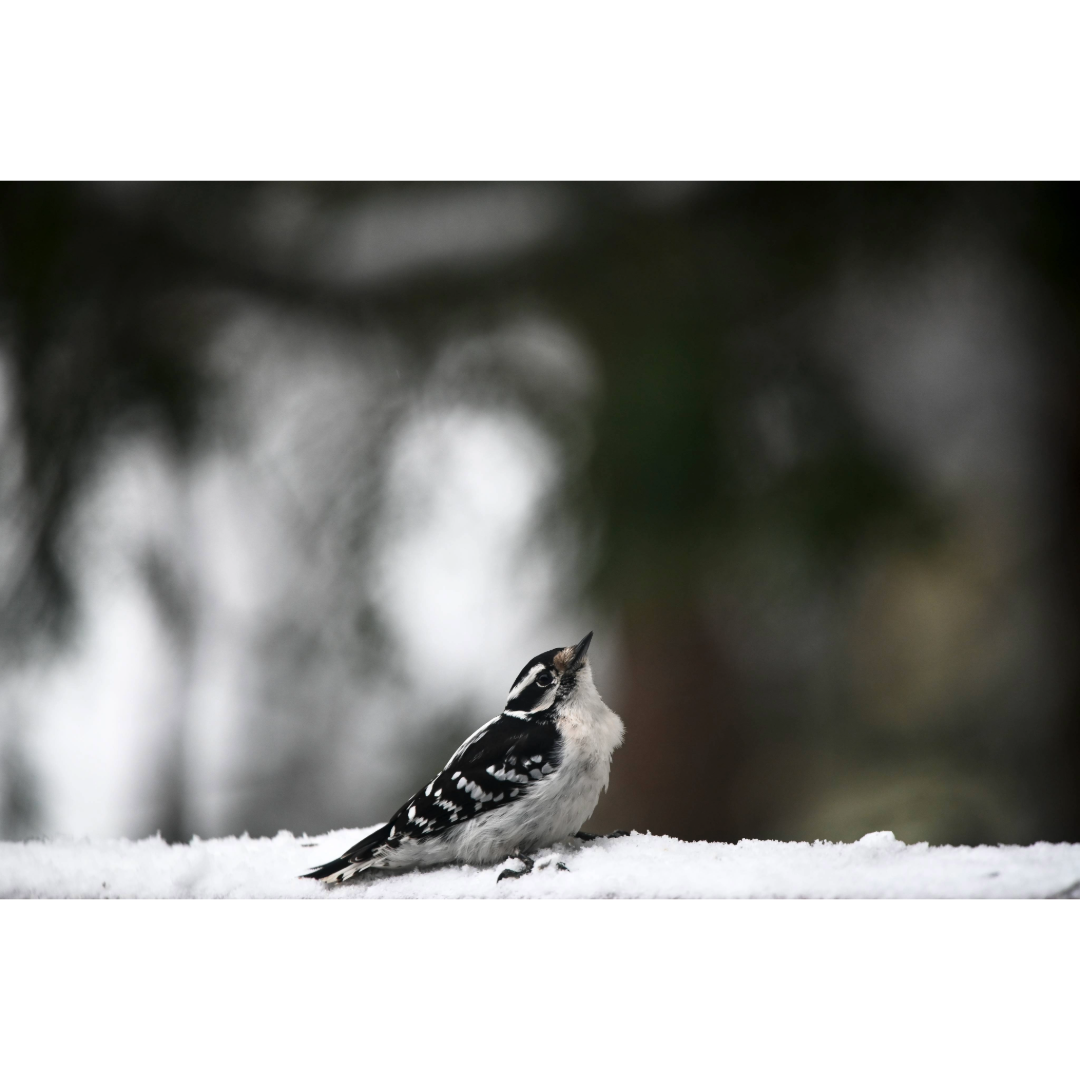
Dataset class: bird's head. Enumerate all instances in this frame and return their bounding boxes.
[503,631,594,718]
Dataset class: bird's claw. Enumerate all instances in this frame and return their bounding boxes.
[498,855,535,882]
[575,830,629,841]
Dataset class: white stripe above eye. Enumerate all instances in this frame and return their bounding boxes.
[508,663,546,702]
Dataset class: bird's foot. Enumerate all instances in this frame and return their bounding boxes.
[574,830,630,842]
[498,854,535,882]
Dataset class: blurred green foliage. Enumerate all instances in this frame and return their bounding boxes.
[2,182,1066,631]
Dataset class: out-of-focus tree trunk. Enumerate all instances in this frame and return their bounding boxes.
[587,603,746,841]
[1028,183,1080,841]
[141,542,195,844]
[1059,287,1080,844]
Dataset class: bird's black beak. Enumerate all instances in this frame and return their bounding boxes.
[568,631,593,670]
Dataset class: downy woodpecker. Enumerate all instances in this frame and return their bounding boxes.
[303,631,623,883]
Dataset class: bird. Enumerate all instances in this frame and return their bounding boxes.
[303,631,624,883]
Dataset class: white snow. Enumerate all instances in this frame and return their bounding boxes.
[3,828,1079,899]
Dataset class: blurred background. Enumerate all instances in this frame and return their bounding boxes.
[1,182,1078,847]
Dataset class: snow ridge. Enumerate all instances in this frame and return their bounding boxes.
[3,828,1079,899]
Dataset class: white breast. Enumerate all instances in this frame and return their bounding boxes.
[517,661,624,844]
[554,661,624,793]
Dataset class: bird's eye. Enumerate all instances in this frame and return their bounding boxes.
[536,672,553,687]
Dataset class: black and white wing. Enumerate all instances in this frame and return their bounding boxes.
[303,714,561,881]
[400,713,561,834]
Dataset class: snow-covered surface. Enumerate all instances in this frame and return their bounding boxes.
[4,827,1080,898]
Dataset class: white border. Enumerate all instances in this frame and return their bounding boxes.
[2,2,1077,178]
[3,899,1077,1077]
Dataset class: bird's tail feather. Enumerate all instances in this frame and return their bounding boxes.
[301,824,393,884]
[301,856,357,883]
